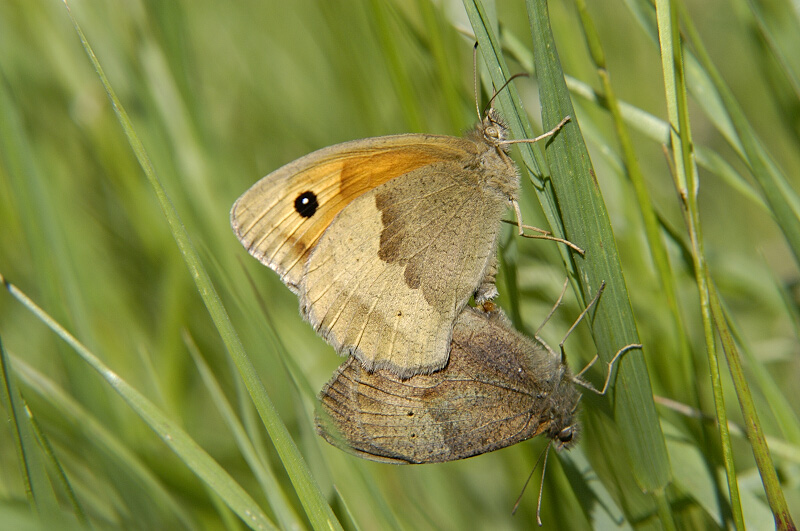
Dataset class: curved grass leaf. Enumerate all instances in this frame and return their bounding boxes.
[11,356,195,529]
[0,337,60,520]
[1,275,276,530]
[59,3,340,529]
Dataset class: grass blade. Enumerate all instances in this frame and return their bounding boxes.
[1,275,276,531]
[184,331,305,531]
[684,6,800,268]
[59,2,340,528]
[571,0,694,406]
[654,0,743,526]
[0,337,60,520]
[709,283,795,529]
[525,0,669,491]
[12,356,196,529]
[461,1,670,524]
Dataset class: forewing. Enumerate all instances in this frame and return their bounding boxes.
[302,162,508,377]
[230,134,474,291]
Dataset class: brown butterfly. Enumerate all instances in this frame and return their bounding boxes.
[230,101,571,378]
[315,305,582,463]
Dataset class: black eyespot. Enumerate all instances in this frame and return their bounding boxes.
[294,191,318,218]
[407,410,414,417]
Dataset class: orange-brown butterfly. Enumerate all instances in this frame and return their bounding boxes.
[231,97,569,378]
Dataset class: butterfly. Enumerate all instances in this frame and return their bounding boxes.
[315,304,581,463]
[232,106,539,378]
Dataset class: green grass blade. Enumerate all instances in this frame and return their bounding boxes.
[525,0,669,492]
[26,407,91,526]
[1,275,276,530]
[709,284,795,529]
[624,0,800,268]
[461,0,669,522]
[681,5,800,268]
[331,485,364,531]
[654,0,743,526]
[723,291,800,447]
[11,356,196,530]
[0,337,60,519]
[498,29,771,216]
[0,58,111,420]
[367,0,424,132]
[59,3,340,529]
[740,0,800,129]
[666,423,723,526]
[572,0,694,406]
[560,449,631,529]
[183,331,306,531]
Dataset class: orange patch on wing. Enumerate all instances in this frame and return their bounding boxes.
[338,148,446,197]
[292,146,461,251]
[232,137,472,289]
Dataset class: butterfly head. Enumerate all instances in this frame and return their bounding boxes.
[481,107,510,146]
[545,370,582,451]
[553,421,580,451]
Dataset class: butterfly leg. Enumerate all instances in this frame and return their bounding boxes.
[474,255,499,304]
[500,115,571,147]
[509,201,584,255]
[557,280,606,363]
[535,277,570,336]
[518,226,584,255]
[512,199,525,236]
[573,343,642,395]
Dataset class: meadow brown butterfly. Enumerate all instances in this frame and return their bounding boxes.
[315,304,581,463]
[231,101,569,378]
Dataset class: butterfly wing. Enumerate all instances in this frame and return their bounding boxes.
[231,134,476,292]
[233,134,511,377]
[302,156,509,376]
[316,307,571,463]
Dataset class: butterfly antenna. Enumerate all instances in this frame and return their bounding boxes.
[536,444,552,526]
[473,42,481,122]
[512,441,550,516]
[483,72,529,116]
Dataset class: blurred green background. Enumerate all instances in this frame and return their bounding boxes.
[1,0,798,529]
